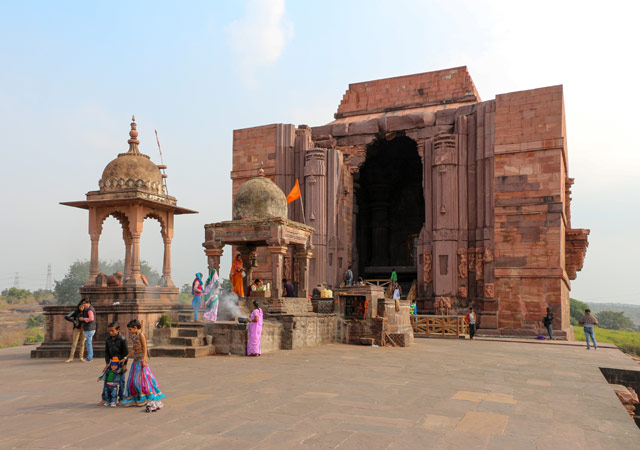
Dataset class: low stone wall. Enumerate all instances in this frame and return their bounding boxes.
[336,317,384,346]
[279,314,336,350]
[203,321,282,356]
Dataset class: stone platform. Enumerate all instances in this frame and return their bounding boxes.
[3,339,639,449]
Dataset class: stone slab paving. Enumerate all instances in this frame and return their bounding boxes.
[0,339,639,449]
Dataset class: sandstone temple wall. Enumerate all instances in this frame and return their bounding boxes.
[229,68,589,337]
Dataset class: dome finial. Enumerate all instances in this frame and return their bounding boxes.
[258,161,265,177]
[127,115,141,154]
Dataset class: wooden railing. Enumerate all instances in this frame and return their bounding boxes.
[411,315,469,338]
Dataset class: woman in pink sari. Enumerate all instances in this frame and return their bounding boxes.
[247,300,263,356]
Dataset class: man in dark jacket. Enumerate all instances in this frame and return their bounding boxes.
[64,301,86,362]
[79,299,97,362]
[103,321,128,405]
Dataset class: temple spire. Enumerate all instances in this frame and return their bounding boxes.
[127,115,141,154]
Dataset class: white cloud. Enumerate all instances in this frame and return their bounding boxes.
[227,0,293,86]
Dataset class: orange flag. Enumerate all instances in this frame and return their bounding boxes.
[286,179,301,203]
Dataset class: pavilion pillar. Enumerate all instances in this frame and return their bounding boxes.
[238,246,256,293]
[205,247,223,275]
[123,227,132,282]
[87,234,100,286]
[159,237,174,287]
[126,233,145,287]
[268,245,288,298]
[295,249,313,299]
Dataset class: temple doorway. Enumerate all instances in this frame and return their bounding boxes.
[355,136,425,285]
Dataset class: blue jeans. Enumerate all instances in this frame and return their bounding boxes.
[584,327,597,349]
[192,296,202,321]
[84,330,96,361]
[546,324,553,340]
[102,383,118,403]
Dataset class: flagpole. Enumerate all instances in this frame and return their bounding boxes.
[299,196,306,225]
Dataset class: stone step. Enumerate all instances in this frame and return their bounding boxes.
[169,336,201,347]
[178,328,205,338]
[149,344,215,358]
[174,322,206,328]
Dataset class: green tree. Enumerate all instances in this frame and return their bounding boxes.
[1,288,31,304]
[596,310,635,330]
[570,298,590,326]
[54,259,161,306]
[26,314,45,328]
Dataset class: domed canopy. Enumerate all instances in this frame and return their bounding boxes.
[233,171,287,220]
[98,116,166,195]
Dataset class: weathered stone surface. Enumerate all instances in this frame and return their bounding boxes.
[435,108,457,125]
[311,124,333,139]
[331,122,349,136]
[384,113,425,132]
[348,118,379,135]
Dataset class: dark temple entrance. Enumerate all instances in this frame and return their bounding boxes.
[355,136,425,285]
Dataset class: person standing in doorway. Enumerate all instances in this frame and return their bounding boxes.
[230,254,245,297]
[64,301,86,362]
[390,268,398,283]
[79,299,96,362]
[543,307,554,340]
[283,278,295,297]
[392,281,402,300]
[465,307,477,340]
[344,266,354,287]
[579,309,599,350]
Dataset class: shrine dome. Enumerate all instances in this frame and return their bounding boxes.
[98,117,166,194]
[232,168,287,220]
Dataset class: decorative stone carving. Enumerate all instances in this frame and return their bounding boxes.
[483,247,493,263]
[468,249,476,273]
[423,250,432,284]
[565,229,590,280]
[434,296,451,315]
[484,283,495,299]
[283,255,292,280]
[457,286,467,299]
[457,248,468,279]
[475,247,484,281]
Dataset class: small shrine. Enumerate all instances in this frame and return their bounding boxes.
[32,117,197,358]
[203,166,314,314]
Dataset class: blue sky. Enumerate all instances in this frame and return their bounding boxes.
[1,0,638,305]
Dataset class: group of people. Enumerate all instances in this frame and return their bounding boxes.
[64,298,96,362]
[97,320,165,410]
[190,269,222,322]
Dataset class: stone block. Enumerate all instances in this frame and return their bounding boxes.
[436,108,457,125]
[422,111,436,126]
[331,122,348,136]
[348,118,379,135]
[384,114,425,132]
[311,124,333,139]
[454,104,474,119]
[336,134,376,146]
[416,125,452,139]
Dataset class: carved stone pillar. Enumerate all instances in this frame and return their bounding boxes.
[126,233,145,287]
[159,237,173,287]
[205,247,224,275]
[268,245,287,299]
[296,249,313,299]
[87,234,100,286]
[238,246,256,292]
[123,236,132,281]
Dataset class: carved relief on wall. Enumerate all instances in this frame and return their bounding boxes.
[468,249,476,273]
[483,247,494,263]
[423,250,432,284]
[283,255,292,281]
[432,134,457,165]
[484,283,495,299]
[434,296,451,315]
[457,248,468,279]
[475,247,484,281]
[457,286,468,299]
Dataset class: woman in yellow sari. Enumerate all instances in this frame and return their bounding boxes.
[230,254,245,297]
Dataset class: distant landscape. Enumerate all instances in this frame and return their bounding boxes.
[587,302,640,326]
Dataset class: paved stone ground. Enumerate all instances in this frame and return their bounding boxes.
[1,339,639,449]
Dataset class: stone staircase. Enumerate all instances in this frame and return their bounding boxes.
[149,311,215,358]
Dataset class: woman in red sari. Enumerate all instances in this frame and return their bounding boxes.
[230,254,245,297]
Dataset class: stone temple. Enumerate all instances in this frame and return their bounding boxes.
[228,66,589,339]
